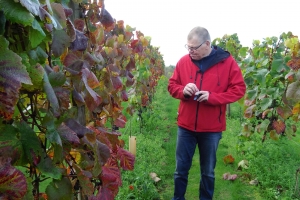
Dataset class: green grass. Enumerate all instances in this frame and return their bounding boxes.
[116,76,300,200]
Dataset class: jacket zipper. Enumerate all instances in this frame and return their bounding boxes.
[194,70,204,131]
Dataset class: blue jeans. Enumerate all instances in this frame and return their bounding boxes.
[172,126,222,200]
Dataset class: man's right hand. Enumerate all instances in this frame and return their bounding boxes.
[183,83,199,97]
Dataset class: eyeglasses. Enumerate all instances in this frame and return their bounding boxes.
[185,41,206,51]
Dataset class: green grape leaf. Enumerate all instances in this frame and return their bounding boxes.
[22,63,44,92]
[0,36,32,120]
[51,29,71,57]
[0,10,5,35]
[46,124,62,146]
[255,69,268,86]
[256,119,270,133]
[270,130,279,140]
[239,47,248,57]
[28,46,48,65]
[0,160,27,199]
[0,0,34,26]
[37,156,62,179]
[271,58,284,72]
[29,19,46,48]
[43,70,61,117]
[48,71,66,87]
[46,177,73,200]
[260,98,272,110]
[17,121,43,165]
[19,0,40,16]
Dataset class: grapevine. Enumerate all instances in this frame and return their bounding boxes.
[0,0,164,199]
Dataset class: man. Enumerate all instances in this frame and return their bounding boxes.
[167,26,246,200]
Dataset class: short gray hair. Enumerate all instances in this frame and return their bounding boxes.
[187,27,211,43]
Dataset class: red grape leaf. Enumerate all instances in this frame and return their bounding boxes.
[66,18,76,42]
[287,57,300,70]
[51,3,67,29]
[73,164,94,196]
[96,140,110,166]
[276,106,292,119]
[0,36,32,120]
[94,186,115,200]
[272,120,286,134]
[114,116,126,128]
[120,90,128,101]
[100,165,121,197]
[64,118,92,139]
[98,8,114,31]
[54,87,70,111]
[57,123,80,145]
[244,105,256,119]
[69,30,88,51]
[117,148,135,170]
[74,19,85,32]
[111,76,123,90]
[0,160,27,199]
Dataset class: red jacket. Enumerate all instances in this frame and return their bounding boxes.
[168,47,246,132]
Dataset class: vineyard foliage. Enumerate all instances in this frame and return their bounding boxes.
[0,0,164,199]
[213,33,300,142]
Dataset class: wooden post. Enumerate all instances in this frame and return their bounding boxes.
[129,136,136,156]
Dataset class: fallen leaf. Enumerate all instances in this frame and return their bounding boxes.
[222,172,238,181]
[149,172,161,182]
[223,154,235,164]
[238,160,249,170]
[249,179,259,185]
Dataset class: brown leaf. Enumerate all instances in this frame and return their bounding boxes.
[272,120,286,134]
[223,154,235,164]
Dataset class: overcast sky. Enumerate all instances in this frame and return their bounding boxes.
[104,0,300,66]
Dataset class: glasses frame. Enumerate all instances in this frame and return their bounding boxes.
[185,41,206,51]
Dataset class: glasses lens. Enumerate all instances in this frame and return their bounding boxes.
[185,45,194,51]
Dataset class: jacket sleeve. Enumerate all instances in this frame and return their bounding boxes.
[167,65,190,100]
[207,58,246,105]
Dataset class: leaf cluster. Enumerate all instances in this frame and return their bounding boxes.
[214,33,300,142]
[0,0,164,199]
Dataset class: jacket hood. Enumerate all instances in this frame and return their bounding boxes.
[191,46,230,73]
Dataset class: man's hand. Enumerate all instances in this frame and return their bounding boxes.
[194,91,210,102]
[183,83,199,97]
